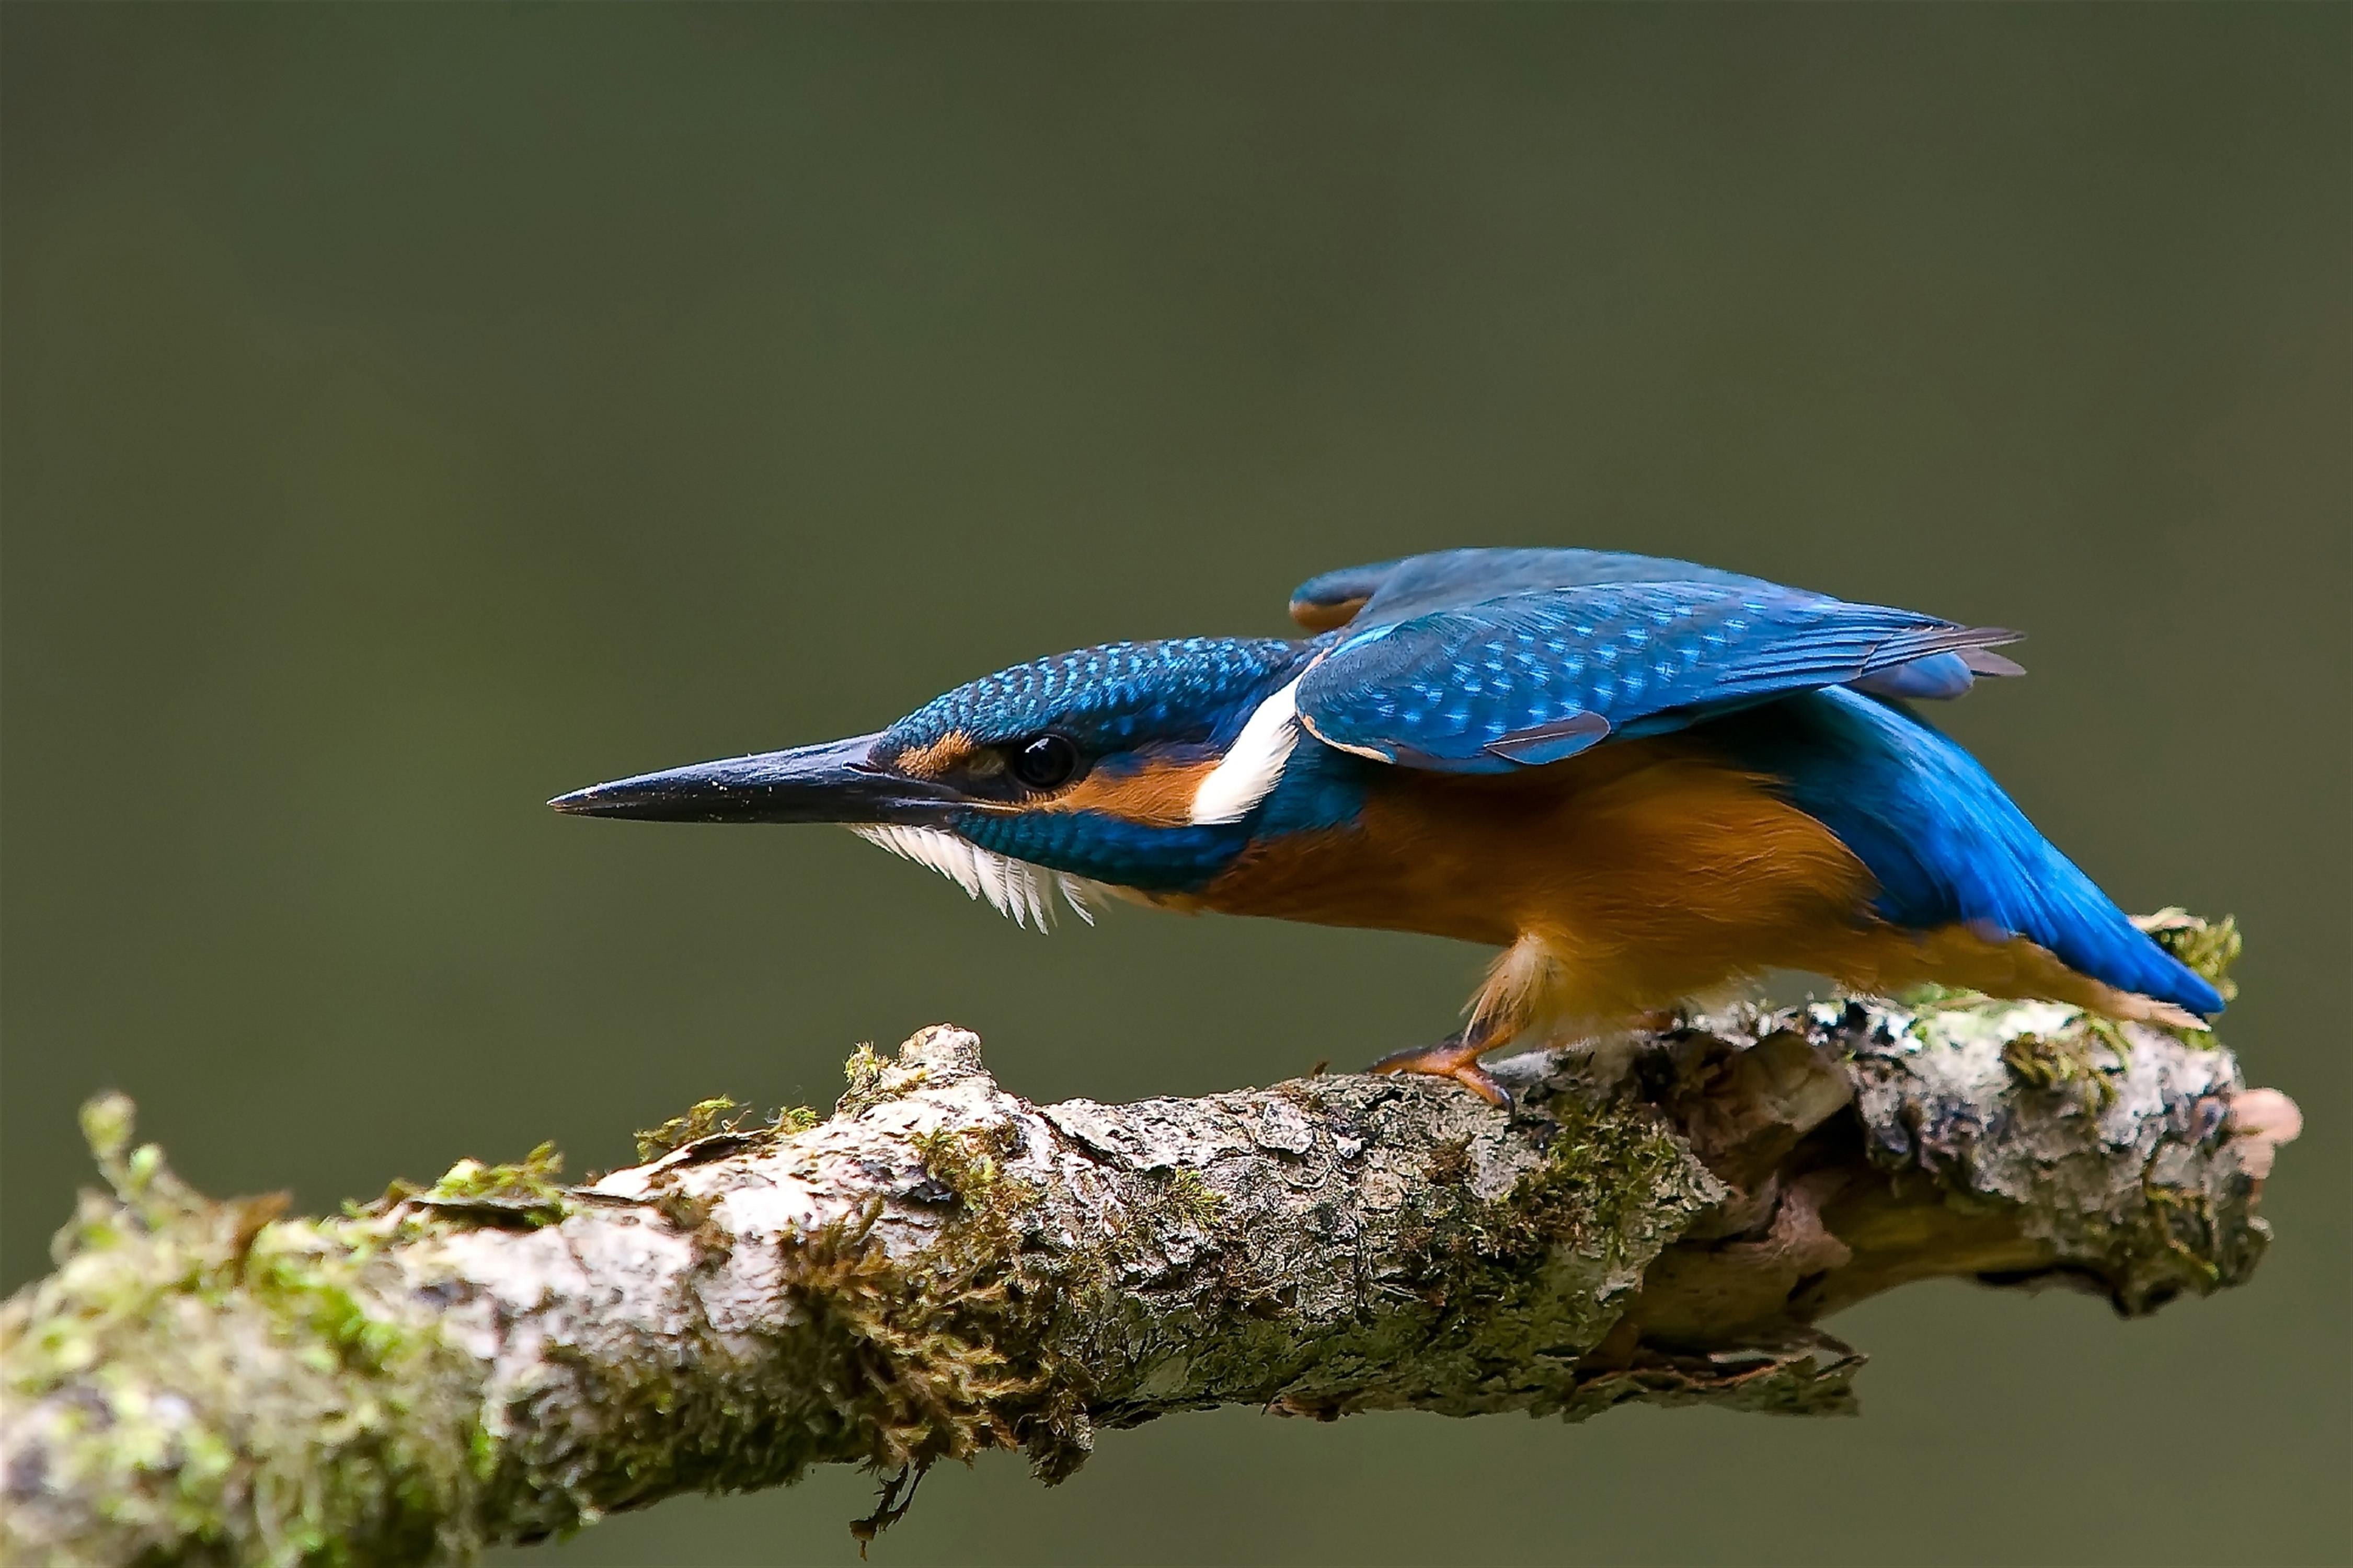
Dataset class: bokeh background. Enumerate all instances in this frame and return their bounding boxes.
[5,7,2346,1564]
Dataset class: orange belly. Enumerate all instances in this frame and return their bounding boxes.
[1188,740,2160,1037]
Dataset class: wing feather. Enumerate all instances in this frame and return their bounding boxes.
[1294,582,2019,774]
[1287,548,2025,704]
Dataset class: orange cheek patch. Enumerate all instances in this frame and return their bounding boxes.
[1042,756,1221,826]
[892,732,979,779]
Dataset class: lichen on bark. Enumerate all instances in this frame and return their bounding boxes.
[2,919,2299,1567]
[4,1098,491,1566]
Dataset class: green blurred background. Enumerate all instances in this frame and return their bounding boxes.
[5,6,2346,1564]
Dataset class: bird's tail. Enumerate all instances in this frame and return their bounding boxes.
[1735,687,2225,1019]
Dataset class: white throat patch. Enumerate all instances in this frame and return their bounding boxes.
[1189,677,1302,825]
[849,824,1103,931]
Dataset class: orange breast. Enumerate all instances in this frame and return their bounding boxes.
[1193,741,1883,1023]
[1203,742,1860,930]
[1191,741,2168,1030]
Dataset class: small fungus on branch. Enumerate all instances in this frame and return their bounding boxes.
[1,917,2297,1568]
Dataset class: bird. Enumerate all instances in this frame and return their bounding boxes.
[550,546,2221,1104]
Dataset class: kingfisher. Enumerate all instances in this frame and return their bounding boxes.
[552,547,2222,1103]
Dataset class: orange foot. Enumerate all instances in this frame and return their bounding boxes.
[1367,1033,1510,1108]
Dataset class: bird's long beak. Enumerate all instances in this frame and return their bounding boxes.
[547,732,959,824]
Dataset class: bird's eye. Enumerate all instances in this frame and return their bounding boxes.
[1007,734,1082,790]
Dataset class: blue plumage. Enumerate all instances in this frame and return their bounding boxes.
[1291,546,2019,703]
[1712,687,2224,1017]
[959,806,1251,892]
[1277,555,2207,1017]
[1291,546,1764,626]
[555,545,2220,1052]
[887,637,1305,756]
[1296,581,2018,770]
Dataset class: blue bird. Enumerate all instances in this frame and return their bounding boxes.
[553,547,2219,1103]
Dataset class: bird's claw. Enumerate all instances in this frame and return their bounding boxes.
[1366,1036,1511,1108]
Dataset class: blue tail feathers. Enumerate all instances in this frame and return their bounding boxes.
[1719,687,2223,1017]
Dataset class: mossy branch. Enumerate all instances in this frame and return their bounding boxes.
[3,940,2300,1567]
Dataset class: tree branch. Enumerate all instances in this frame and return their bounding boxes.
[4,972,2300,1566]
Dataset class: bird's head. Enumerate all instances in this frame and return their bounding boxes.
[550,636,1332,925]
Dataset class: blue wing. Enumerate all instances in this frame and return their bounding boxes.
[1288,547,2023,701]
[1289,547,1765,630]
[1293,581,2021,773]
[1727,687,2224,1017]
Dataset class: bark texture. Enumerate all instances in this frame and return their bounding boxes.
[3,979,2300,1567]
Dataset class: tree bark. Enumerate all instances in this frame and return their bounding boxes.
[3,986,2300,1567]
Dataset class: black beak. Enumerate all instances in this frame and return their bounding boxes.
[547,732,960,824]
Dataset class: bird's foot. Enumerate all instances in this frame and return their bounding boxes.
[1366,1033,1510,1108]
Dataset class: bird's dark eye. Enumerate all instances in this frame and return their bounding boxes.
[1007,734,1082,790]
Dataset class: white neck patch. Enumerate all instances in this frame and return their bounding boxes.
[1189,677,1302,825]
[849,824,1102,930]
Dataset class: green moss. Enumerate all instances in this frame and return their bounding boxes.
[774,1204,1037,1459]
[2134,1178,2225,1290]
[1394,1094,1706,1345]
[636,1098,751,1161]
[4,1095,489,1566]
[922,1126,981,1185]
[909,1125,1006,1206]
[2136,908,2242,1002]
[552,1040,1090,1539]
[838,1043,892,1115]
[1896,910,2239,1045]
[1425,1136,1474,1186]
[1504,1098,1696,1268]
[1895,981,1990,1012]
[1160,1169,1226,1230]
[354,1141,574,1232]
[651,1187,719,1235]
[9,1067,1099,1562]
[427,1141,564,1205]
[636,1097,819,1165]
[390,1141,573,1229]
[752,1146,1093,1536]
[2000,1031,2120,1109]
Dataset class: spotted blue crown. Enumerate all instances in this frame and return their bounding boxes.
[883,637,1309,756]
